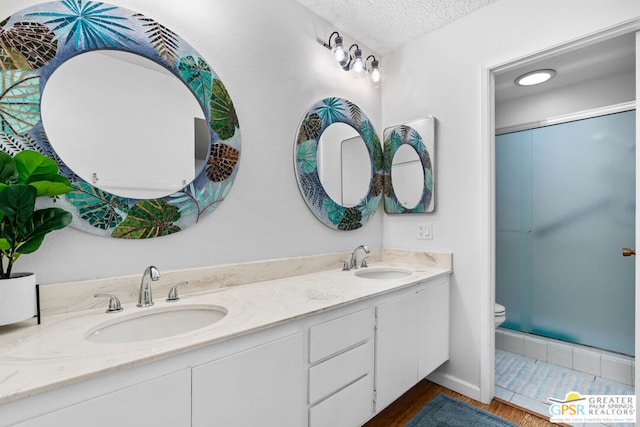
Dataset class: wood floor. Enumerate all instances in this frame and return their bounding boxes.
[363,379,565,427]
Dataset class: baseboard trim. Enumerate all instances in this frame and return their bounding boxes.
[427,371,484,403]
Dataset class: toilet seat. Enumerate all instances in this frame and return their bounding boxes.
[494,303,506,328]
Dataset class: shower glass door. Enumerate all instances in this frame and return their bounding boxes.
[496,109,635,356]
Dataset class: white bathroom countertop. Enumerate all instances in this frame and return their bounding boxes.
[0,262,451,405]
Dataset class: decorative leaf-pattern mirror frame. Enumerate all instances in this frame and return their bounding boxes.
[294,97,383,230]
[383,117,435,213]
[0,1,241,238]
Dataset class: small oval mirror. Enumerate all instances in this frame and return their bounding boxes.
[318,123,372,207]
[294,97,383,230]
[391,144,424,209]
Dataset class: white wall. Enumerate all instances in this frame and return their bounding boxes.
[0,0,384,284]
[381,0,640,401]
[496,69,635,130]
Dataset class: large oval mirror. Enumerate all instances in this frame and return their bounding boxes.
[295,97,383,230]
[0,2,241,238]
[317,123,372,207]
[41,50,209,199]
[383,117,436,214]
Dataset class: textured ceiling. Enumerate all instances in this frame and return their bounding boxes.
[294,0,501,55]
[296,1,635,103]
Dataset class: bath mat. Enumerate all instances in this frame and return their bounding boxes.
[405,393,518,427]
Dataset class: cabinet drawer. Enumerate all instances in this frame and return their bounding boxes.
[309,374,373,427]
[309,341,372,403]
[309,308,372,363]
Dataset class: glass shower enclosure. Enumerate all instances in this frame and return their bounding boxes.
[495,109,635,356]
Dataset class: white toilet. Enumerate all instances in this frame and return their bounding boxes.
[494,303,506,328]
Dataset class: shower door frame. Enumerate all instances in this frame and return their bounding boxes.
[481,21,640,403]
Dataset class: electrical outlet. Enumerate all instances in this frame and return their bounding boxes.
[417,223,432,240]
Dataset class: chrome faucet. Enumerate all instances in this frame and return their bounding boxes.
[137,266,160,307]
[350,245,370,270]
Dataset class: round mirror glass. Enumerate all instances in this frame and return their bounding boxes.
[317,123,372,207]
[391,144,424,209]
[41,50,209,199]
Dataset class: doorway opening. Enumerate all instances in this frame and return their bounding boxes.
[489,28,637,413]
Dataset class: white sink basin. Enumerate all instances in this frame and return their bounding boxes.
[354,268,412,280]
[86,304,227,344]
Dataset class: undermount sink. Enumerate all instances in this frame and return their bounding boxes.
[354,268,412,280]
[85,304,227,344]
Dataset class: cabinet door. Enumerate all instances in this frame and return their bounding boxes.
[418,279,450,378]
[15,369,191,427]
[192,333,305,427]
[374,293,418,411]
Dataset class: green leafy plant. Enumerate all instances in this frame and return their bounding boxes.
[0,150,72,279]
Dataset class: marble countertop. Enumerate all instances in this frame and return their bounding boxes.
[0,262,450,405]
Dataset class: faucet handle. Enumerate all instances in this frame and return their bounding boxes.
[166,281,188,302]
[94,294,123,313]
[341,260,350,271]
[361,256,369,268]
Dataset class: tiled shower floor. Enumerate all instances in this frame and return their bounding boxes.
[495,349,635,427]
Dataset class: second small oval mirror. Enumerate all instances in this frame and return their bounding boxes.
[383,116,436,214]
[41,50,209,199]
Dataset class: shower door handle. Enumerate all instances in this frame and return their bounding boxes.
[622,248,635,256]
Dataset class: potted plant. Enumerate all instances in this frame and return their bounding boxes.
[0,150,72,326]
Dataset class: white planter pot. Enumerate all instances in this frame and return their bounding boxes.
[0,273,37,326]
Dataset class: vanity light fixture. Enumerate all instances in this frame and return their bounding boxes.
[366,55,381,83]
[323,31,382,84]
[515,69,556,86]
[324,31,348,67]
[349,44,364,73]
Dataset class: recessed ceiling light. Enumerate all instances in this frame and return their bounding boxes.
[515,69,556,86]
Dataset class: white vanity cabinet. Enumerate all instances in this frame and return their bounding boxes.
[0,272,450,427]
[307,308,374,427]
[10,369,191,427]
[192,332,306,427]
[417,277,450,378]
[374,277,450,412]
